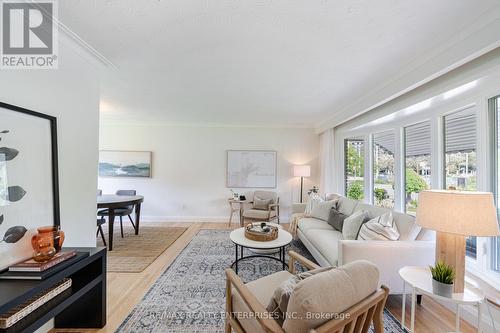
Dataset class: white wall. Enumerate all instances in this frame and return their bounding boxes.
[0,34,101,247]
[98,125,319,222]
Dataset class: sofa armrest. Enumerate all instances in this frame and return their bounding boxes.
[338,240,435,294]
[292,203,306,214]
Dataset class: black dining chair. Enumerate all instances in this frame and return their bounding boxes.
[98,190,137,238]
[96,217,106,246]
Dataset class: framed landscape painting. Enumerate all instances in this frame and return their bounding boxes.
[0,102,60,271]
[226,150,277,188]
[99,151,152,178]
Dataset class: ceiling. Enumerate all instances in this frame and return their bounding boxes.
[59,0,500,128]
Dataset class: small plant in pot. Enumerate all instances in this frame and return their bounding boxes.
[430,261,455,298]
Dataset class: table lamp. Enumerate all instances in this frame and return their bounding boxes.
[293,165,311,203]
[416,190,500,292]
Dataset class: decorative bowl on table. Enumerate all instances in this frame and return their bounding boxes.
[244,222,278,242]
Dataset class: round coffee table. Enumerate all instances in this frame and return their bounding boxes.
[229,227,293,274]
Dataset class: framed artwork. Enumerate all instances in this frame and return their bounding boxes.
[99,151,152,178]
[226,150,277,188]
[0,102,60,271]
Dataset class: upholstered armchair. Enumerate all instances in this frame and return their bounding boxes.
[225,251,389,333]
[242,190,280,226]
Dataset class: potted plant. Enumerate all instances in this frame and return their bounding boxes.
[429,261,455,298]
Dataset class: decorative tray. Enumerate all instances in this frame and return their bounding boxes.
[244,223,278,242]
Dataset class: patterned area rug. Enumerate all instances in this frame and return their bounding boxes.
[97,225,187,272]
[117,229,403,332]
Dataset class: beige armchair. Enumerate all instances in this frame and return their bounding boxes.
[242,190,280,226]
[225,251,389,333]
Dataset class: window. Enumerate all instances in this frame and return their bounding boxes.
[444,109,477,258]
[404,121,431,215]
[373,131,395,208]
[344,138,364,200]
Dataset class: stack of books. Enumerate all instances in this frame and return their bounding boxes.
[0,251,78,280]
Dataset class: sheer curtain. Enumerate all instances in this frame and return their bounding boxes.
[319,128,335,195]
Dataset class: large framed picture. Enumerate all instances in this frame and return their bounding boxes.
[99,150,152,178]
[0,102,60,271]
[226,150,277,188]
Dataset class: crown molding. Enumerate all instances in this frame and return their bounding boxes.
[26,0,118,70]
[99,118,315,129]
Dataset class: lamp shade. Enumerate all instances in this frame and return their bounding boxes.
[293,165,311,177]
[416,190,500,236]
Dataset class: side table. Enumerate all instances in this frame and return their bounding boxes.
[399,266,484,333]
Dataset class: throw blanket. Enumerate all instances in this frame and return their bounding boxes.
[289,213,306,239]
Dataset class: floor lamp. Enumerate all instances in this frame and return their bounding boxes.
[293,165,311,203]
[416,190,500,292]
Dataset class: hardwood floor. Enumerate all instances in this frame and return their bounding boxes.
[53,222,476,333]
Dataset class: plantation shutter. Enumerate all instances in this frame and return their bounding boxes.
[444,109,476,153]
[405,121,431,157]
[373,131,395,155]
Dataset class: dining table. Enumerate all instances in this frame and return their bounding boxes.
[97,194,144,251]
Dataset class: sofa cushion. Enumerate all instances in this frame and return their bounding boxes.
[243,209,276,219]
[337,197,359,216]
[297,217,335,233]
[393,211,421,240]
[266,266,335,325]
[310,199,338,221]
[358,212,400,241]
[354,203,420,240]
[253,197,272,210]
[232,270,293,333]
[327,208,347,231]
[305,194,322,215]
[325,193,341,201]
[303,228,343,266]
[283,260,379,333]
[342,210,368,240]
[354,203,389,219]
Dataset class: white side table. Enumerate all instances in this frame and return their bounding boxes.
[399,266,484,333]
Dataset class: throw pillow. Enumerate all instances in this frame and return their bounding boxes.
[266,266,335,324]
[305,193,322,215]
[253,197,272,210]
[357,212,400,241]
[310,199,338,221]
[327,208,347,231]
[342,210,368,240]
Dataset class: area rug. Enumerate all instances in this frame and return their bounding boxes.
[117,229,403,332]
[97,225,187,272]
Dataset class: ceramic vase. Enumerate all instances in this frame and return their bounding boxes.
[31,226,65,262]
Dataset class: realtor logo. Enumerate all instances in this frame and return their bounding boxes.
[1,0,58,69]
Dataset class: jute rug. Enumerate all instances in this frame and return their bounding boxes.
[117,229,403,332]
[97,225,187,272]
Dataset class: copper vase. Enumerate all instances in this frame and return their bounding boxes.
[31,226,65,262]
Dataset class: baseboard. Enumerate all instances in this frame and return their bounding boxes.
[139,216,291,223]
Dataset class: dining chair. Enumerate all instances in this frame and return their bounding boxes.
[98,189,137,238]
[96,217,106,246]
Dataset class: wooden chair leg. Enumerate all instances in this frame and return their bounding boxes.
[120,216,124,238]
[228,209,233,227]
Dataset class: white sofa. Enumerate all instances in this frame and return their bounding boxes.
[292,194,436,294]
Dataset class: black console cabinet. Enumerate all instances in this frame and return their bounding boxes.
[0,247,106,333]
